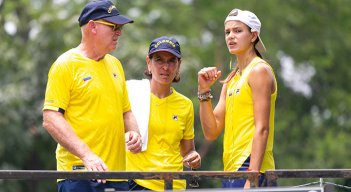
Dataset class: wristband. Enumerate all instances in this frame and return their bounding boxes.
[198,90,213,102]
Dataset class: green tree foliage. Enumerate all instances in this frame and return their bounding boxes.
[0,0,350,191]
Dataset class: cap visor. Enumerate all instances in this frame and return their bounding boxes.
[104,15,134,25]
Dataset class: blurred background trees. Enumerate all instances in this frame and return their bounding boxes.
[0,0,350,191]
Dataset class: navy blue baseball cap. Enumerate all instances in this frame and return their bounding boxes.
[148,36,181,58]
[78,0,133,26]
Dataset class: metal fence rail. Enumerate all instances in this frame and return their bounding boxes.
[0,170,260,190]
[265,169,351,187]
[0,169,350,190]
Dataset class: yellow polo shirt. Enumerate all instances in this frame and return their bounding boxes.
[126,88,194,190]
[43,49,130,180]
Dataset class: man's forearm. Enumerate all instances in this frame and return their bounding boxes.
[42,110,93,160]
[123,110,140,133]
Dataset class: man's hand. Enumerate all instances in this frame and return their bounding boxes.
[125,131,142,153]
[81,152,108,183]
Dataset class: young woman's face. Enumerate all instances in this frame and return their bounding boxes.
[147,51,180,86]
[224,20,256,54]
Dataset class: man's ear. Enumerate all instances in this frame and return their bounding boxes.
[87,20,97,33]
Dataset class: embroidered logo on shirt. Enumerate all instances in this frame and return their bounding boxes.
[172,115,178,121]
[235,89,240,94]
[83,76,92,82]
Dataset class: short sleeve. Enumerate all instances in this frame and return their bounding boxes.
[183,100,195,140]
[43,60,72,112]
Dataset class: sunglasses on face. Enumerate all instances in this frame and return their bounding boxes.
[94,20,123,31]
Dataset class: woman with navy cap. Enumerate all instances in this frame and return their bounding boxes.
[126,36,201,190]
[197,9,277,188]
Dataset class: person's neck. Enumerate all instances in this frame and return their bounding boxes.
[150,81,172,99]
[76,43,105,61]
[236,50,257,73]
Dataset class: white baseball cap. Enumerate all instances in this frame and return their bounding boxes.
[224,8,266,53]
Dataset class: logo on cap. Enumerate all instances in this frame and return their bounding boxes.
[108,5,116,13]
[154,40,176,49]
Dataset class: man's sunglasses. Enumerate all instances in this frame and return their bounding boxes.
[94,20,123,31]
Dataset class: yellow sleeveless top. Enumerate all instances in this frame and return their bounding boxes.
[223,57,277,173]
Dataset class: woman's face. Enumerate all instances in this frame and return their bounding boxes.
[224,20,257,54]
[147,51,180,86]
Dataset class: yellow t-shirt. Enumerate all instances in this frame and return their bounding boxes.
[126,88,194,191]
[43,49,130,179]
[223,57,277,173]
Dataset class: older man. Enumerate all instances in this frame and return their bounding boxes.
[42,0,141,191]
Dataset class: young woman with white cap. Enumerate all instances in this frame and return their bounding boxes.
[197,8,277,188]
